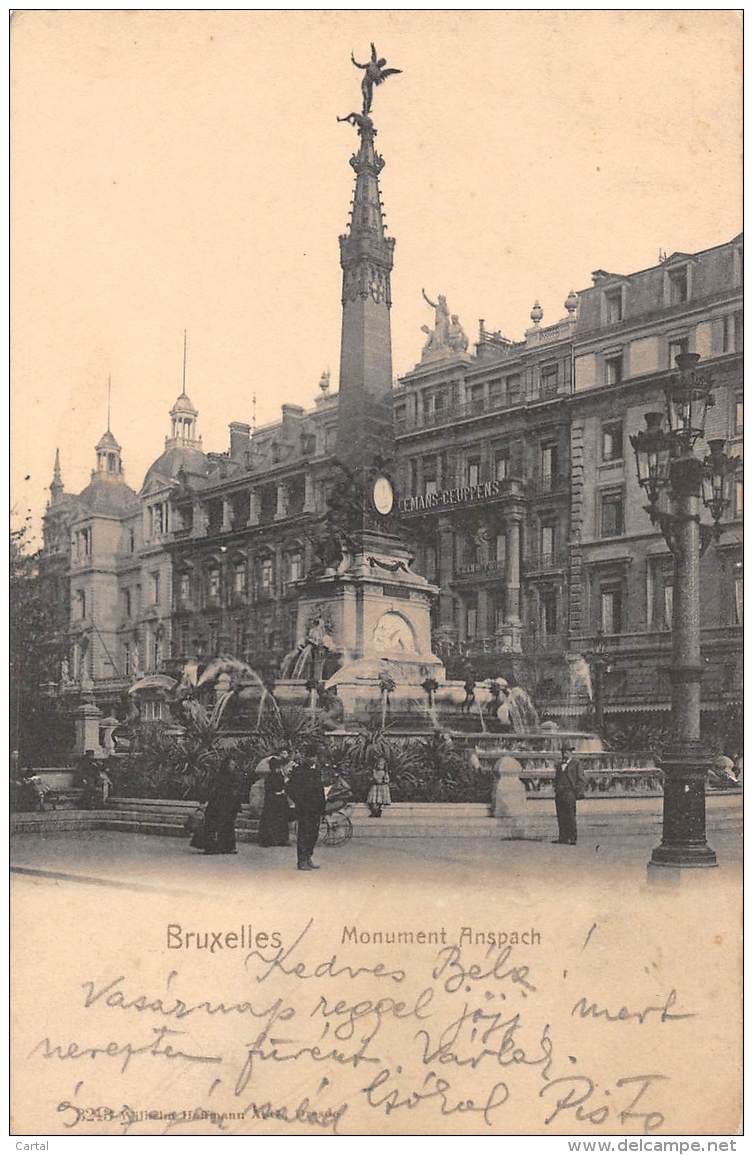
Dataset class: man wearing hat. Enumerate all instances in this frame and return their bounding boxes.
[286,754,326,871]
[553,744,587,845]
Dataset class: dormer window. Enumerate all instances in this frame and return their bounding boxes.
[605,288,623,324]
[666,264,691,306]
[669,266,688,304]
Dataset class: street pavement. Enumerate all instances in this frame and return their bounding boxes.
[10,807,742,900]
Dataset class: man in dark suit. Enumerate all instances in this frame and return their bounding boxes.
[552,745,587,845]
[286,755,326,871]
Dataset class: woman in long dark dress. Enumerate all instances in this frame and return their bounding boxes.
[257,757,290,847]
[202,757,243,855]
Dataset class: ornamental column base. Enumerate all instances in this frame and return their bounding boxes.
[649,741,718,869]
[496,621,522,654]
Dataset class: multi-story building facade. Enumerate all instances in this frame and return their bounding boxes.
[41,234,742,739]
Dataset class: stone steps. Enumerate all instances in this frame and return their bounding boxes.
[11,796,741,841]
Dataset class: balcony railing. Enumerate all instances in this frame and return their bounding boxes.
[454,559,506,579]
[523,548,567,574]
[396,395,524,433]
[528,472,568,497]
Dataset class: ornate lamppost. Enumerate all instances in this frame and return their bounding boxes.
[630,353,738,869]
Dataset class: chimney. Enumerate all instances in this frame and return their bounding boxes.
[281,404,304,444]
[229,421,251,460]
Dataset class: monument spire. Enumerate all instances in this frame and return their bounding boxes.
[293,49,443,688]
[335,47,400,490]
[49,447,63,505]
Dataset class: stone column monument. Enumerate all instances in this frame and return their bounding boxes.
[292,49,444,718]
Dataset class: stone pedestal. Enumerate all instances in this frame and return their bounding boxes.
[491,754,534,839]
[73,695,103,756]
[295,532,444,721]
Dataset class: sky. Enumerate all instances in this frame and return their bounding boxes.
[11,10,742,535]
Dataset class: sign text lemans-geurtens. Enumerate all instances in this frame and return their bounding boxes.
[398,479,505,514]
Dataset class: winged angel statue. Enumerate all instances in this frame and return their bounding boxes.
[350,43,401,115]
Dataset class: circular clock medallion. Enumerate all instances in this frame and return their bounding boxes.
[372,475,394,515]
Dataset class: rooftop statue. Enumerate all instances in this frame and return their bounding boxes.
[350,43,401,116]
[420,290,469,362]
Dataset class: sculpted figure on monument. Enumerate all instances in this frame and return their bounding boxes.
[336,111,372,131]
[448,313,469,353]
[350,43,402,116]
[420,291,468,361]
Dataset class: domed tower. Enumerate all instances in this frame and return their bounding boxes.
[168,391,202,450]
[94,429,124,478]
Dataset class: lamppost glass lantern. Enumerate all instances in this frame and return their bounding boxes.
[663,352,714,452]
[630,411,672,510]
[702,438,739,528]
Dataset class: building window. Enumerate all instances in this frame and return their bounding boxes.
[605,352,623,386]
[495,450,509,481]
[735,395,743,434]
[154,631,164,671]
[179,573,191,601]
[668,336,689,368]
[600,491,624,538]
[151,572,161,605]
[602,419,623,462]
[423,455,438,495]
[605,288,623,323]
[208,568,221,600]
[540,524,556,564]
[540,589,558,636]
[178,621,190,656]
[507,374,522,404]
[208,624,219,655]
[668,266,689,304]
[394,403,406,426]
[735,477,743,517]
[540,364,558,397]
[541,443,558,485]
[663,580,674,630]
[128,527,135,553]
[495,533,506,565]
[467,458,480,487]
[123,642,131,676]
[76,590,86,619]
[734,573,743,625]
[469,384,485,414]
[288,552,303,585]
[234,563,246,594]
[260,557,273,593]
[123,589,132,618]
[488,379,504,408]
[76,528,91,558]
[466,605,478,639]
[601,586,623,634]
